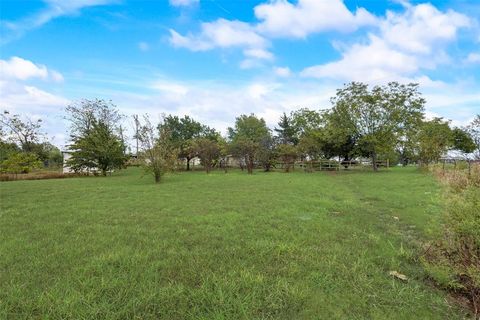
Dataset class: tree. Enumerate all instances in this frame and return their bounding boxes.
[192,138,220,174]
[466,115,480,159]
[416,118,453,165]
[452,127,476,154]
[256,135,276,172]
[65,99,126,176]
[329,82,425,171]
[0,140,20,162]
[228,114,270,174]
[277,144,297,172]
[274,112,297,145]
[28,142,63,167]
[137,116,178,183]
[0,152,41,175]
[290,108,324,142]
[159,115,215,171]
[0,111,44,152]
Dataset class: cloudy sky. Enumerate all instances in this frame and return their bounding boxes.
[1,0,479,148]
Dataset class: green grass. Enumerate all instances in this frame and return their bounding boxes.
[0,167,468,319]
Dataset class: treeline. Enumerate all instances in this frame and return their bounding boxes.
[1,82,479,182]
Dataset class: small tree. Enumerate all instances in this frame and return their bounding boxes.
[228,114,271,174]
[192,138,220,174]
[159,115,215,171]
[256,135,276,172]
[138,116,178,183]
[277,144,297,172]
[275,112,297,145]
[65,99,126,175]
[0,152,41,175]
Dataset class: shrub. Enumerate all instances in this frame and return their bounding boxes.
[0,152,42,174]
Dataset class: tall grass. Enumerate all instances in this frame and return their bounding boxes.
[423,162,480,317]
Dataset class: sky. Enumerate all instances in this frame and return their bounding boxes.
[1,0,479,149]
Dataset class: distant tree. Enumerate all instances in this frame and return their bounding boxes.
[0,111,44,152]
[0,152,41,175]
[277,144,298,172]
[466,115,480,159]
[192,137,220,174]
[65,99,126,175]
[159,115,216,171]
[137,116,178,183]
[329,82,425,171]
[256,135,276,172]
[274,112,297,145]
[29,142,62,167]
[451,127,476,154]
[297,132,322,161]
[320,111,358,162]
[416,118,453,165]
[290,108,324,142]
[228,114,271,174]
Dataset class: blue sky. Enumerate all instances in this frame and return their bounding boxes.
[1,0,479,148]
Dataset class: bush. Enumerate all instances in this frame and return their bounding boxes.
[0,152,42,174]
[423,164,480,317]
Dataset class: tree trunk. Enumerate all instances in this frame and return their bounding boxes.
[154,171,161,183]
[246,155,253,174]
[372,152,378,172]
[186,157,191,171]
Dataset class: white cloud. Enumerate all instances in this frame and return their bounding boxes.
[301,3,470,83]
[0,56,69,146]
[254,0,377,38]
[0,56,48,80]
[151,81,189,95]
[2,0,118,43]
[301,35,418,82]
[170,19,267,51]
[50,70,64,82]
[0,56,64,82]
[243,48,273,60]
[380,3,470,54]
[169,18,272,66]
[274,66,292,77]
[466,52,480,64]
[138,41,150,52]
[169,0,199,7]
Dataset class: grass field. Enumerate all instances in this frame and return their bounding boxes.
[0,167,469,319]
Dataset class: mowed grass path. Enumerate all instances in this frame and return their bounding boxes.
[0,168,466,319]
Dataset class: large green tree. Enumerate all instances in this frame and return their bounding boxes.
[159,115,216,171]
[228,114,271,174]
[415,118,453,164]
[329,82,425,171]
[290,108,324,143]
[65,99,126,175]
[452,127,476,154]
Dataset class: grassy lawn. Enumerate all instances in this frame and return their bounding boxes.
[0,167,468,319]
